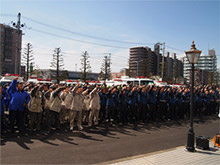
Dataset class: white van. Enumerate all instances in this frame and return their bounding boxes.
[0,74,23,86]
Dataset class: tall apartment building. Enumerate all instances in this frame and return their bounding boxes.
[183,49,217,83]
[129,47,148,77]
[129,46,159,77]
[0,24,22,75]
[129,44,183,81]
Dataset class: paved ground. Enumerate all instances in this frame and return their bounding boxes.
[0,115,219,164]
[105,141,220,165]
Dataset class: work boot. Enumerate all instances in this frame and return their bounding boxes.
[78,126,83,131]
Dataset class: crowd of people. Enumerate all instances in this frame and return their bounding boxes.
[0,77,219,134]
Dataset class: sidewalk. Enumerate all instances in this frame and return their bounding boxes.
[104,141,220,165]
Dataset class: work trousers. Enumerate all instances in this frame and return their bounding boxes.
[139,103,148,122]
[69,110,82,128]
[0,114,3,132]
[210,101,216,114]
[204,102,211,115]
[105,106,115,121]
[42,108,50,127]
[82,110,90,123]
[99,105,106,122]
[89,109,100,126]
[9,110,24,132]
[48,110,60,129]
[169,103,176,120]
[119,104,128,124]
[129,104,138,123]
[29,111,42,131]
[176,103,183,119]
[158,102,167,120]
[60,108,69,124]
[183,102,190,117]
[149,103,157,122]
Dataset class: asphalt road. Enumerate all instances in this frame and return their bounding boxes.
[1,115,219,164]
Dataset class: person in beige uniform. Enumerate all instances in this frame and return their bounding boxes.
[82,89,90,124]
[69,84,84,131]
[42,86,53,128]
[28,84,43,131]
[49,86,65,130]
[88,85,100,127]
[60,87,72,124]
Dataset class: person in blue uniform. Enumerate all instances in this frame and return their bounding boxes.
[158,87,168,121]
[203,90,210,115]
[99,87,107,124]
[209,89,216,115]
[176,88,183,119]
[118,85,129,125]
[7,78,30,132]
[0,85,9,133]
[195,89,203,117]
[182,88,190,118]
[148,85,157,122]
[105,87,117,125]
[138,86,149,123]
[128,86,138,124]
[168,88,177,120]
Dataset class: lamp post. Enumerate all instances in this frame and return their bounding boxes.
[134,60,144,77]
[185,41,202,152]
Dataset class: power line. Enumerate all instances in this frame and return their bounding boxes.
[1,14,190,54]
[31,28,129,49]
[0,14,16,17]
[2,13,219,58]
[21,15,155,45]
[166,45,184,53]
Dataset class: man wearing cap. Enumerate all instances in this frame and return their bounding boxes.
[7,77,30,132]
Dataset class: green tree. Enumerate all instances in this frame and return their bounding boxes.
[22,43,34,80]
[100,55,111,80]
[50,47,64,84]
[80,51,91,82]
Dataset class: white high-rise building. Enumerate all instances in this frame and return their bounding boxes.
[183,49,217,83]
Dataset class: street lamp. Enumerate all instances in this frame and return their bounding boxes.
[185,41,202,152]
[134,60,144,77]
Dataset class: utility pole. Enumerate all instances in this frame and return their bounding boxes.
[12,13,24,75]
[26,43,30,79]
[160,42,165,80]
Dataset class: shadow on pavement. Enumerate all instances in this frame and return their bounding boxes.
[0,115,218,150]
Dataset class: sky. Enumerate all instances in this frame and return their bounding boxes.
[0,0,219,73]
